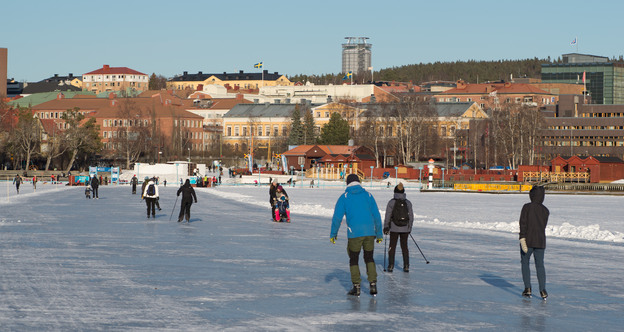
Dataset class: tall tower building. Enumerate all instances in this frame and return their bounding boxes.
[341,37,371,75]
[1,48,7,97]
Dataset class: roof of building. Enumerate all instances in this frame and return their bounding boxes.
[359,102,474,118]
[224,102,319,118]
[169,70,286,82]
[30,95,202,119]
[8,91,96,108]
[22,81,82,94]
[38,74,80,83]
[593,156,624,163]
[434,102,479,117]
[442,82,551,95]
[83,65,147,76]
[282,145,364,156]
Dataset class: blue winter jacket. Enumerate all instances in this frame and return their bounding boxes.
[330,183,383,239]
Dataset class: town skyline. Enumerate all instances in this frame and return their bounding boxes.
[4,0,622,82]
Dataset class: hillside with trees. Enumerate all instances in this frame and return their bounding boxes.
[290,58,553,84]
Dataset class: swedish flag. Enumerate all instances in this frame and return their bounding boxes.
[254,62,263,68]
[342,71,352,80]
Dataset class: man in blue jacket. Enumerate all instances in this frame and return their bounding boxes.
[330,174,383,296]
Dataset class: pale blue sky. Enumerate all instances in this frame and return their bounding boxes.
[3,0,622,82]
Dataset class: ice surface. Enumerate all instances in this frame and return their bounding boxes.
[1,182,623,331]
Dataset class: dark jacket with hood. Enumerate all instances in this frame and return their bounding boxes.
[383,192,414,233]
[177,179,197,204]
[519,186,549,248]
[269,183,288,205]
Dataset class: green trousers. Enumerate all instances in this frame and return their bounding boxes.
[347,236,377,284]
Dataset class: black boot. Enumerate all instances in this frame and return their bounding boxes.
[369,282,377,295]
[522,287,532,297]
[403,265,409,272]
[540,289,548,299]
[387,264,394,272]
[347,283,361,296]
[403,256,410,272]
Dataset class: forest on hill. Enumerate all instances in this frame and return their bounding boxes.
[290,57,554,85]
[290,56,624,85]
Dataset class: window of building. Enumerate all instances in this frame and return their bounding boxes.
[235,126,240,136]
[273,126,279,136]
[258,126,263,136]
[242,126,247,136]
[227,126,232,136]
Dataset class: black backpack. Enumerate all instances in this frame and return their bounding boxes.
[147,184,155,196]
[391,199,409,227]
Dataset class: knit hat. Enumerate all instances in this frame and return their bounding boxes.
[394,182,405,193]
[277,185,283,191]
[346,174,360,185]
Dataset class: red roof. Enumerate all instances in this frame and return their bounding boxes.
[443,82,550,95]
[83,65,147,76]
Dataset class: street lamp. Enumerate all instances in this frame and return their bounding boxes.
[158,151,162,164]
[188,147,191,162]
[370,166,374,188]
[418,166,423,189]
[300,164,304,188]
[442,167,445,189]
[394,166,398,187]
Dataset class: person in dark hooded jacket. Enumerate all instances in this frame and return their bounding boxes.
[519,185,550,299]
[383,183,414,272]
[177,179,197,222]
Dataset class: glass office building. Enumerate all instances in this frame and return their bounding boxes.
[541,53,624,104]
[342,37,372,76]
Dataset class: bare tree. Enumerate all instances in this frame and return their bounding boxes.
[394,97,437,164]
[62,108,102,173]
[114,99,151,169]
[11,108,41,170]
[41,124,68,171]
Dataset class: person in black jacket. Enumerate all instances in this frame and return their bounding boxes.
[131,175,138,194]
[90,175,100,199]
[383,183,414,272]
[519,185,550,299]
[177,179,197,222]
[269,180,279,221]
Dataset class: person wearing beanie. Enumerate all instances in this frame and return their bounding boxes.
[274,185,291,222]
[519,185,550,299]
[330,173,383,296]
[269,180,280,221]
[131,174,138,194]
[383,182,414,272]
[177,179,198,222]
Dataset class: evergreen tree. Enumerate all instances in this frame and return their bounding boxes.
[288,106,303,145]
[318,112,349,145]
[302,106,317,144]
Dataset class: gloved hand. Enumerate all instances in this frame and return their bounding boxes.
[376,237,383,244]
[383,227,389,235]
[520,238,528,253]
[330,237,336,244]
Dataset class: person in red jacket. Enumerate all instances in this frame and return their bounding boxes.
[519,185,550,300]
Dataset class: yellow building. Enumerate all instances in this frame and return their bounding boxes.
[167,70,293,91]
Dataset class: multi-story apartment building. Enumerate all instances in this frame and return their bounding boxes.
[541,94,624,159]
[30,92,204,158]
[82,65,149,94]
[167,70,293,92]
[438,80,558,110]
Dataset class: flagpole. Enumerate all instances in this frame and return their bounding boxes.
[576,36,579,52]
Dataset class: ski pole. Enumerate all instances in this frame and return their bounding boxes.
[409,234,430,264]
[383,233,388,272]
[169,195,179,221]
